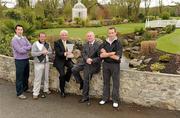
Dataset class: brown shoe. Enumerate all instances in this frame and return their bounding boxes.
[33,95,38,100]
[44,91,51,95]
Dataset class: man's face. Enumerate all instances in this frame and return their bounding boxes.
[15,26,23,36]
[60,32,68,41]
[108,29,117,40]
[86,32,95,43]
[39,33,46,43]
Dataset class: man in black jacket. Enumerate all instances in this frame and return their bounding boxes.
[99,27,123,108]
[72,31,101,103]
[54,30,74,97]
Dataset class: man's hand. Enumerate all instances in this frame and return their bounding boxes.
[86,58,93,64]
[110,55,120,60]
[100,48,106,53]
[42,50,48,55]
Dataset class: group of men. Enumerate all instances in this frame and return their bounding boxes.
[11,24,122,108]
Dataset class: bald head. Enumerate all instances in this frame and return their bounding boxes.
[86,31,95,43]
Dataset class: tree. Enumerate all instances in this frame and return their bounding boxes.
[110,0,141,21]
[159,0,163,14]
[143,0,151,16]
[16,0,30,8]
[35,0,61,21]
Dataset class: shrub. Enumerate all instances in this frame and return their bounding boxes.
[159,54,171,62]
[143,31,152,40]
[56,17,64,25]
[138,13,145,22]
[150,63,165,72]
[3,9,22,20]
[160,12,170,20]
[138,64,147,71]
[74,17,82,25]
[34,21,42,29]
[163,25,176,34]
[148,30,158,38]
[0,33,13,56]
[21,9,36,24]
[140,40,157,55]
[134,27,145,35]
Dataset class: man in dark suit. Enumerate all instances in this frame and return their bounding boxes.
[54,30,74,97]
[72,31,101,103]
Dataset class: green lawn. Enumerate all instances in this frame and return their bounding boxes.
[37,23,144,40]
[157,29,180,54]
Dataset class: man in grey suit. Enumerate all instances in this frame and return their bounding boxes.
[72,31,101,103]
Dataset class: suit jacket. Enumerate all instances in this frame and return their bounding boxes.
[81,41,101,73]
[53,39,72,68]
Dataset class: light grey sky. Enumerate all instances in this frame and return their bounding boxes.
[1,0,180,8]
[98,0,180,7]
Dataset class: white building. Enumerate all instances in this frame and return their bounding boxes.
[72,0,87,20]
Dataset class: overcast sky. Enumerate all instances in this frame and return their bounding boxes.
[98,0,180,7]
[2,0,180,8]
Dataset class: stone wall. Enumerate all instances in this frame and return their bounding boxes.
[0,54,180,111]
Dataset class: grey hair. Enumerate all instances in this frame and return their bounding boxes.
[87,31,95,36]
[60,29,68,35]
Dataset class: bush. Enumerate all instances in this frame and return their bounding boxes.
[3,8,36,24]
[134,27,145,35]
[0,33,13,56]
[163,25,176,34]
[35,21,42,29]
[140,40,157,55]
[160,12,170,20]
[56,17,64,25]
[1,19,16,35]
[159,54,171,62]
[150,63,165,72]
[21,9,36,24]
[145,16,157,21]
[74,17,82,25]
[143,31,152,40]
[148,30,158,38]
[3,9,22,20]
[138,13,145,22]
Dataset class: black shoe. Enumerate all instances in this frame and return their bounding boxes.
[60,92,66,97]
[40,93,46,98]
[79,98,89,103]
[79,81,83,90]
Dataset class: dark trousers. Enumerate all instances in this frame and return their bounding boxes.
[15,59,29,96]
[72,63,97,99]
[56,60,73,93]
[102,62,120,103]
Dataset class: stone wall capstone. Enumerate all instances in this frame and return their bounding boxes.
[0,54,180,111]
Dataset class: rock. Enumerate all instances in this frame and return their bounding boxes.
[124,47,131,52]
[177,67,180,74]
[135,36,142,40]
[122,39,129,46]
[144,58,152,64]
[132,46,140,51]
[131,50,140,54]
[123,19,129,23]
[129,59,142,67]
[127,38,134,42]
[140,56,146,60]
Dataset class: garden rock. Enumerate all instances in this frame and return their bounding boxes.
[144,58,152,64]
[129,59,142,67]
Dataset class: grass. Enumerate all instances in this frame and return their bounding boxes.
[36,23,144,40]
[157,29,180,54]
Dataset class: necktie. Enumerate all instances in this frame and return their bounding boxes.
[63,40,67,51]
